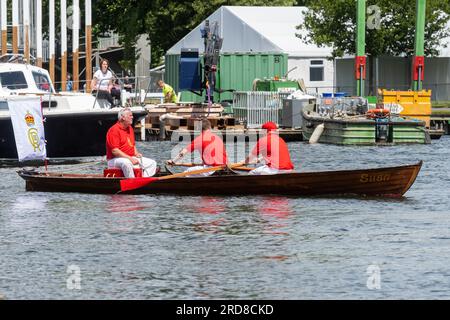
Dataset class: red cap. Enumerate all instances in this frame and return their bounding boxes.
[262,121,277,131]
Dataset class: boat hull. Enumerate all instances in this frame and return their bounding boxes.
[0,110,147,160]
[17,161,422,197]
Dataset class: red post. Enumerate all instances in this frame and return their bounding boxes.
[355,56,367,80]
[412,56,425,81]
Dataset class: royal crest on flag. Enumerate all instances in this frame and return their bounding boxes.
[7,98,47,161]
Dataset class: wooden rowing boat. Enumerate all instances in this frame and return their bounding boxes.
[16,161,422,197]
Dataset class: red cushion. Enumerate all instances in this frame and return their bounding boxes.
[103,168,142,178]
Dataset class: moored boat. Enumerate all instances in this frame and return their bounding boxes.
[301,99,431,145]
[0,55,148,161]
[17,161,422,197]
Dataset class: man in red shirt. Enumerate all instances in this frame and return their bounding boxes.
[167,119,227,176]
[243,121,294,175]
[106,107,157,177]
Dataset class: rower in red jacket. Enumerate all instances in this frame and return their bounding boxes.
[167,119,227,176]
[243,121,294,175]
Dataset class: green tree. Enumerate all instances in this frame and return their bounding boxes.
[298,0,450,57]
[94,0,296,68]
[93,0,153,70]
[297,0,450,90]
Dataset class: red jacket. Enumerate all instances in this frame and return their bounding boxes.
[106,122,135,160]
[251,133,294,170]
[186,130,227,165]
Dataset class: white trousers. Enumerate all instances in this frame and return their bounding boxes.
[184,165,216,177]
[108,157,157,178]
[248,165,293,175]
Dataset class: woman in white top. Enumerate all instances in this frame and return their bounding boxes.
[91,59,115,107]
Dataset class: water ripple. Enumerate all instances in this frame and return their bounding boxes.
[1,137,450,299]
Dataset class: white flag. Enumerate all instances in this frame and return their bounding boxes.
[7,98,47,162]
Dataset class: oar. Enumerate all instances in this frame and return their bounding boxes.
[167,162,253,171]
[120,163,243,192]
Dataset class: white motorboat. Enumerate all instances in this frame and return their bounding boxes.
[0,55,147,161]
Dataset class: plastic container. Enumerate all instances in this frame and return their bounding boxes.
[322,93,333,98]
[334,92,346,98]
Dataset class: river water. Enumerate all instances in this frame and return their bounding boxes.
[1,135,450,300]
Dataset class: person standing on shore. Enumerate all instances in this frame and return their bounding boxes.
[66,73,73,91]
[158,79,178,103]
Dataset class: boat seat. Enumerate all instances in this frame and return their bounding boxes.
[103,168,142,178]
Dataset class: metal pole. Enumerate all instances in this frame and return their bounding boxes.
[72,0,79,91]
[61,0,67,90]
[1,0,7,56]
[23,0,30,62]
[413,0,426,91]
[356,0,366,97]
[360,65,364,96]
[375,56,379,94]
[36,0,43,67]
[85,0,92,93]
[418,66,422,90]
[12,0,19,54]
[49,0,55,82]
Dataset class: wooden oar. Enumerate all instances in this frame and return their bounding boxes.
[167,162,253,171]
[167,162,206,167]
[120,163,243,192]
[229,166,253,171]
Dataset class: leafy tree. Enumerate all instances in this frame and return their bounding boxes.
[94,0,296,68]
[93,0,152,70]
[297,0,450,57]
[296,0,450,89]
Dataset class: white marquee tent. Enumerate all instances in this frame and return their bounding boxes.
[167,6,335,92]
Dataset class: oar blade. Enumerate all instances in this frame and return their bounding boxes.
[120,177,158,192]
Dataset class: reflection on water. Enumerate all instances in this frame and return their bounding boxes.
[11,195,48,212]
[106,195,147,213]
[257,196,293,219]
[257,196,294,237]
[194,196,227,215]
[183,196,295,237]
[104,195,150,235]
[188,196,227,233]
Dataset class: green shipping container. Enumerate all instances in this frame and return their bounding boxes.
[165,53,288,103]
[254,79,300,91]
